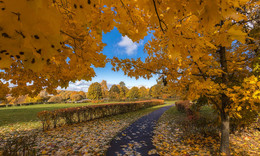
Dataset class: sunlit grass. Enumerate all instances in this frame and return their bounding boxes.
[163,100,176,105]
[0,102,125,126]
[0,102,171,132]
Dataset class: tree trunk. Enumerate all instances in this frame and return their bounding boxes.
[220,108,230,155]
[219,46,230,155]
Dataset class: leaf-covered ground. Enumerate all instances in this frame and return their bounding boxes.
[153,106,260,155]
[0,104,169,155]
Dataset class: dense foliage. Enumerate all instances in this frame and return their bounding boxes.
[127,87,140,100]
[87,82,102,100]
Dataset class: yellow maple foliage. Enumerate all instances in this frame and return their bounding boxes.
[110,0,259,155]
[1,0,255,96]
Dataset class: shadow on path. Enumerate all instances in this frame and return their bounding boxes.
[106,105,173,156]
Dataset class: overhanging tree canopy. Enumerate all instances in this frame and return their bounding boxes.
[1,0,258,96]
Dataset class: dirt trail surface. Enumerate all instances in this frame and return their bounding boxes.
[106,105,173,156]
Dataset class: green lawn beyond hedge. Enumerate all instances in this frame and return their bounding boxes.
[0,102,122,126]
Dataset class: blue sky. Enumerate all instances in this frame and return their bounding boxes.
[61,28,158,92]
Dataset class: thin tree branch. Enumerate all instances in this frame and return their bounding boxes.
[194,62,207,81]
[129,63,167,75]
[152,0,168,33]
[120,0,135,25]
[188,52,208,81]
[60,30,84,41]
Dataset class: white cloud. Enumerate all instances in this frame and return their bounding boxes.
[59,80,92,92]
[118,36,139,55]
[126,84,150,89]
[72,81,91,86]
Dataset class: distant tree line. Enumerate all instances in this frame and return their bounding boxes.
[87,80,178,101]
[2,79,177,105]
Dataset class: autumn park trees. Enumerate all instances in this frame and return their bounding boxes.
[0,0,259,155]
[3,81,163,105]
[87,82,102,100]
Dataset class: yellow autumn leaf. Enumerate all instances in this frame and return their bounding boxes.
[227,26,247,44]
[42,150,47,155]
[0,55,12,68]
[253,90,260,99]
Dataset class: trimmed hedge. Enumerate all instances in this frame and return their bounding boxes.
[37,100,164,131]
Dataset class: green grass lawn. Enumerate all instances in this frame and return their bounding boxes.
[164,101,176,105]
[0,101,175,127]
[0,102,125,126]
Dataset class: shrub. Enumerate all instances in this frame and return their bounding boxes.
[71,94,83,101]
[78,91,87,99]
[25,95,44,103]
[79,99,91,103]
[175,100,199,120]
[175,100,191,112]
[91,99,104,103]
[60,91,72,101]
[0,133,37,156]
[37,100,164,131]
[47,96,63,103]
[37,110,53,131]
